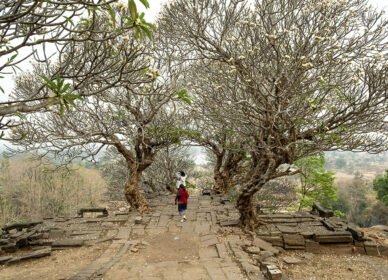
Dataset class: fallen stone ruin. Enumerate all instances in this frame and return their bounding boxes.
[0,207,130,266]
[211,193,387,280]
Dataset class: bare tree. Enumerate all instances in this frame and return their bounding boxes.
[159,0,388,228]
[0,0,153,129]
[187,116,247,194]
[179,61,252,194]
[10,31,184,212]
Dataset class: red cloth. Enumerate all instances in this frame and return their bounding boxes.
[175,188,189,204]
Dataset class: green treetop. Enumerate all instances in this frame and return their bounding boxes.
[373,170,388,207]
[294,153,337,211]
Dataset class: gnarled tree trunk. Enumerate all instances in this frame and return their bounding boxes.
[237,191,259,229]
[213,151,244,194]
[124,163,150,214]
[237,157,280,230]
[236,185,266,230]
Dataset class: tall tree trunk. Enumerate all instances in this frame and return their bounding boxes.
[213,153,234,194]
[237,158,278,230]
[124,164,149,213]
[237,187,262,230]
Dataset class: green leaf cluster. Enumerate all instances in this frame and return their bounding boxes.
[124,0,155,41]
[40,74,83,115]
[373,170,388,206]
[174,89,192,106]
[294,153,338,210]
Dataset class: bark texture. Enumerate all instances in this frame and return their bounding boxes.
[214,170,233,194]
[237,192,260,230]
[213,150,245,194]
[124,167,150,214]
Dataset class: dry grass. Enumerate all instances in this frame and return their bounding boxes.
[0,241,111,280]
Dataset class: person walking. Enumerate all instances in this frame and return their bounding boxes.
[175,184,189,222]
[176,170,187,190]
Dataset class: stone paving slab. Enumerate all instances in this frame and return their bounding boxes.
[69,195,247,280]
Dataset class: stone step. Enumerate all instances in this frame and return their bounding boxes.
[52,239,84,247]
[313,232,353,243]
[7,248,51,264]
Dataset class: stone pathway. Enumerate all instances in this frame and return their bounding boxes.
[67,194,254,280]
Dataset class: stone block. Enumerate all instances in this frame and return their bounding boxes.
[200,236,219,247]
[8,248,51,263]
[15,230,37,248]
[283,234,305,249]
[313,231,353,243]
[199,245,219,259]
[261,236,284,247]
[240,261,264,279]
[245,246,261,254]
[28,240,52,246]
[312,202,333,218]
[52,239,84,247]
[216,243,228,258]
[78,208,108,217]
[200,234,218,242]
[258,250,274,262]
[252,237,279,255]
[277,225,300,234]
[2,221,42,233]
[49,229,67,239]
[305,240,320,253]
[1,243,17,253]
[378,245,388,256]
[300,232,314,238]
[0,256,12,265]
[347,225,364,241]
[0,239,10,245]
[259,262,278,273]
[204,262,226,279]
[267,268,283,280]
[364,241,380,257]
[322,220,335,231]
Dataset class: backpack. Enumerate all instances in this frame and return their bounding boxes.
[177,190,182,199]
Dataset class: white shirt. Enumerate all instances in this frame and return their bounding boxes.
[176,173,187,189]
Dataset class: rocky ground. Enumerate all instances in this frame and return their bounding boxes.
[281,249,388,280]
[0,192,387,280]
